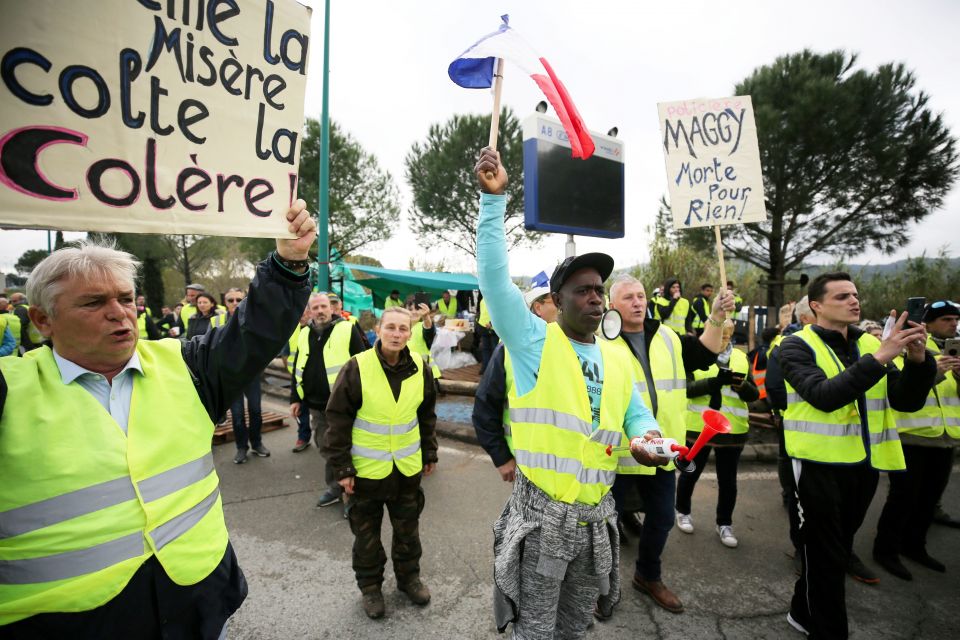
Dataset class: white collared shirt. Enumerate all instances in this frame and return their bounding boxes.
[52,348,144,435]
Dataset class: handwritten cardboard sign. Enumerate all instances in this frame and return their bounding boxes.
[657,96,766,230]
[0,0,311,238]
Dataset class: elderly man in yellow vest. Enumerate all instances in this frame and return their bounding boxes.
[603,274,732,616]
[289,292,367,510]
[0,202,315,638]
[321,306,439,619]
[873,299,960,580]
[779,272,936,639]
[474,148,666,640]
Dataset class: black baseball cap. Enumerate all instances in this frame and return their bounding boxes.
[550,253,614,293]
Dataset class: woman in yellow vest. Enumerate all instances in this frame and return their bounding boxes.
[675,320,759,548]
[321,306,438,620]
[0,202,315,637]
[652,278,690,336]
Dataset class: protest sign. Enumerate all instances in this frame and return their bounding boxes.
[0,0,310,238]
[658,96,766,231]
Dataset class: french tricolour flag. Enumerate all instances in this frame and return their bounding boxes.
[448,15,595,159]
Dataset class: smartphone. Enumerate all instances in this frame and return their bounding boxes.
[944,338,960,358]
[413,292,431,308]
[906,297,926,325]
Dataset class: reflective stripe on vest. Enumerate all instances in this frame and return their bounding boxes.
[782,326,904,470]
[0,341,227,623]
[604,327,687,474]
[350,349,425,479]
[509,323,632,504]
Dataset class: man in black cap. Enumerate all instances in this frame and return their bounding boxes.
[474,147,665,639]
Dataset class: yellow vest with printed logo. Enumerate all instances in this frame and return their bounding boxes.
[892,337,960,439]
[782,325,904,470]
[686,348,751,435]
[408,321,442,379]
[603,327,687,474]
[508,323,633,505]
[0,340,228,624]
[653,296,690,335]
[350,349,425,479]
[294,320,353,397]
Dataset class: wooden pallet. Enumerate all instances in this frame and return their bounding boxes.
[440,363,481,383]
[213,409,288,445]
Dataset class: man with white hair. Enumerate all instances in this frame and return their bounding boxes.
[472,278,558,482]
[0,202,316,638]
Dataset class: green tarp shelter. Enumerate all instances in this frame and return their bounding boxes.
[342,263,479,310]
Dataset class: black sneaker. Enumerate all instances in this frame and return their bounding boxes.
[250,444,271,457]
[233,449,248,464]
[901,549,946,573]
[873,552,912,581]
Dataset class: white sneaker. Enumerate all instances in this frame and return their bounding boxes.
[717,525,738,548]
[786,612,809,635]
[676,511,694,534]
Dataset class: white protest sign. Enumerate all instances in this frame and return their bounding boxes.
[0,0,310,238]
[658,96,766,230]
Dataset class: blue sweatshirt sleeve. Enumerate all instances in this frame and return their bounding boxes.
[476,193,546,396]
[624,385,660,438]
[0,327,14,357]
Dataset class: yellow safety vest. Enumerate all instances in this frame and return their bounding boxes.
[179,303,197,328]
[209,313,230,329]
[137,313,148,340]
[603,327,687,474]
[16,304,43,345]
[384,297,403,309]
[350,349,425,479]
[4,312,21,350]
[294,320,353,397]
[691,296,712,331]
[478,298,492,329]
[782,325,904,470]
[502,348,516,453]
[508,323,633,505]
[652,296,690,335]
[892,337,960,439]
[766,334,784,359]
[408,321,441,379]
[437,298,457,318]
[686,349,751,435]
[286,324,305,374]
[0,340,228,624]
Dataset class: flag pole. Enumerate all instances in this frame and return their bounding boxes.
[485,58,505,179]
[714,225,728,315]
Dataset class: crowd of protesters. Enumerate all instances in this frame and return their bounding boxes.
[1,151,956,639]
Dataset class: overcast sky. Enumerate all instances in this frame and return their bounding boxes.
[1,0,957,278]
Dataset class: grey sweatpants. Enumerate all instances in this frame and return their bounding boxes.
[512,528,601,640]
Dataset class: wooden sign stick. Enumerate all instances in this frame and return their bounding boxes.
[715,225,728,315]
[485,58,505,179]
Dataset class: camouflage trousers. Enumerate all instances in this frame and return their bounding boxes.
[347,468,425,591]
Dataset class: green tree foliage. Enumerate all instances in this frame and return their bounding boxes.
[14,248,50,275]
[852,251,960,321]
[238,118,401,264]
[723,50,957,309]
[405,108,536,257]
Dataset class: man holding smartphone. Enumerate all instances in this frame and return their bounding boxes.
[779,272,936,639]
[873,300,960,579]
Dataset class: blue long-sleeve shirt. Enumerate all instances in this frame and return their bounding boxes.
[476,193,658,438]
[0,327,15,357]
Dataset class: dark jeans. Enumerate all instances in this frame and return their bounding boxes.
[230,378,262,451]
[874,444,954,557]
[478,328,499,374]
[611,468,676,581]
[296,402,311,442]
[311,409,341,495]
[790,461,878,640]
[778,425,802,550]
[675,445,743,526]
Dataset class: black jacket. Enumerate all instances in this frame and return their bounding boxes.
[290,317,367,409]
[779,324,936,423]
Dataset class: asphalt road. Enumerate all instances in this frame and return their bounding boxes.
[216,417,960,639]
